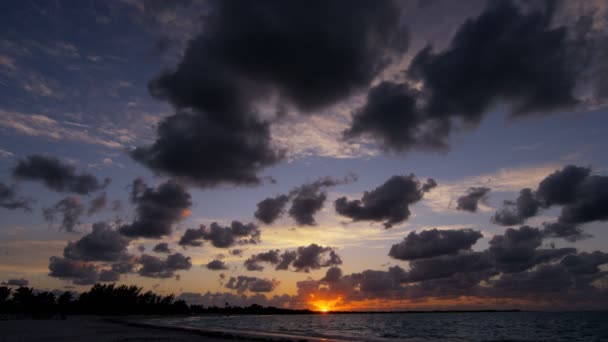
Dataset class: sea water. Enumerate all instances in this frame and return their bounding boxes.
[144,311,608,341]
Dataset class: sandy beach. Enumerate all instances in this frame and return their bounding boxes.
[0,316,347,342]
[0,316,252,342]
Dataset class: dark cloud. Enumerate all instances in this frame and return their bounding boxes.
[492,165,608,240]
[536,165,591,207]
[206,259,228,271]
[406,251,494,283]
[335,174,436,228]
[134,0,406,187]
[43,196,85,232]
[98,269,120,282]
[48,257,99,285]
[244,250,281,271]
[153,242,171,253]
[343,81,448,152]
[0,182,32,210]
[488,226,575,273]
[255,175,357,226]
[244,244,341,272]
[137,253,192,278]
[150,0,406,113]
[225,276,279,294]
[179,221,261,248]
[492,189,540,226]
[254,195,290,225]
[345,1,597,152]
[542,221,590,242]
[119,179,191,239]
[63,222,130,262]
[456,187,490,212]
[87,192,107,215]
[322,267,343,283]
[131,112,283,188]
[178,227,205,247]
[1,278,29,286]
[409,1,578,121]
[558,174,608,224]
[560,252,608,278]
[288,177,353,226]
[13,155,108,194]
[111,259,137,274]
[291,244,342,272]
[389,228,483,261]
[292,227,607,308]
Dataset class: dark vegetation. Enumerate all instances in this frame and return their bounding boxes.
[0,284,312,317]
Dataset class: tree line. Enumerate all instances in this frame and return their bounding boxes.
[0,283,312,317]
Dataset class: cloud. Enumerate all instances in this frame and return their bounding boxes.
[406,251,494,283]
[225,276,279,294]
[150,0,406,114]
[456,187,490,212]
[322,267,343,283]
[87,192,107,215]
[389,228,483,261]
[137,253,192,278]
[178,221,260,248]
[244,250,281,271]
[244,244,341,273]
[153,242,171,253]
[288,176,356,226]
[0,110,123,149]
[206,259,228,271]
[488,226,575,273]
[43,196,85,232]
[335,174,436,228]
[1,278,29,286]
[119,179,192,238]
[344,81,447,152]
[48,256,99,285]
[255,175,357,226]
[0,182,32,210]
[536,165,591,207]
[131,112,283,188]
[254,195,289,225]
[133,0,407,187]
[294,226,607,308]
[63,222,130,262]
[492,165,608,241]
[13,155,109,194]
[98,269,120,282]
[492,188,540,226]
[410,1,579,120]
[345,1,606,152]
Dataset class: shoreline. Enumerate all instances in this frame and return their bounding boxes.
[115,317,355,342]
[0,315,355,342]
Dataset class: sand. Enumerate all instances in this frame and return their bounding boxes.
[0,316,341,342]
[0,316,247,342]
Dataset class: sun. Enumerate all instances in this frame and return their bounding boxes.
[321,308,328,313]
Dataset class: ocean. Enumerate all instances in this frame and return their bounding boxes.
[142,311,608,341]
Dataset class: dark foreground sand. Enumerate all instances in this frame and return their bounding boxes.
[0,316,233,342]
[0,316,345,342]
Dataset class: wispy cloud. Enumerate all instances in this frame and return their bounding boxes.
[423,162,565,213]
[271,101,378,160]
[0,110,122,149]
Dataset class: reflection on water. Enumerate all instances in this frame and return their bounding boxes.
[146,311,608,342]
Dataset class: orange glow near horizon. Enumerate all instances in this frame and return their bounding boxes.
[303,295,542,312]
[181,209,192,218]
[308,293,342,312]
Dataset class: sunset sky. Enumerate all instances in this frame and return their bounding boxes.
[1,0,608,311]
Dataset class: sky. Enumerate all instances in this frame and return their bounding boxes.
[1,0,608,311]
